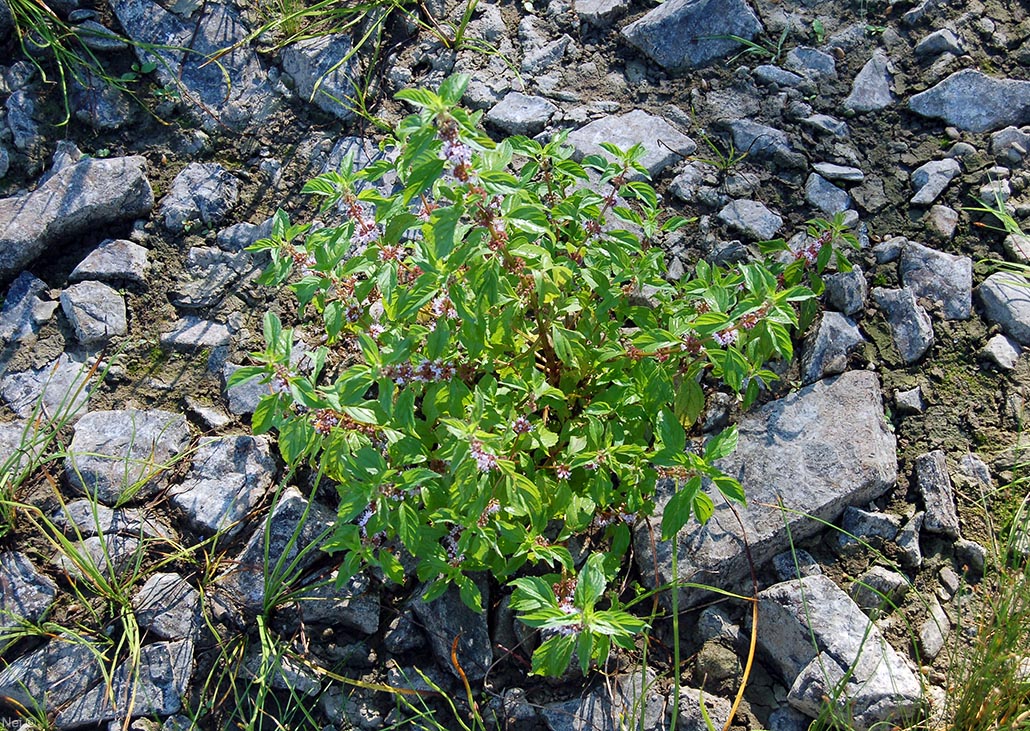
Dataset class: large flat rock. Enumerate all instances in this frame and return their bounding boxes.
[0,155,152,282]
[909,69,1030,133]
[635,370,897,607]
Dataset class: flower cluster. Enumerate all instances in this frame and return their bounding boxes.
[512,416,533,435]
[443,524,464,564]
[712,327,738,347]
[469,439,498,472]
[553,574,577,615]
[381,359,458,386]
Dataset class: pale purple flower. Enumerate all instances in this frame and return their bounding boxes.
[368,323,385,339]
[713,327,738,347]
[441,139,473,167]
[512,416,533,435]
[555,464,571,480]
[469,439,498,471]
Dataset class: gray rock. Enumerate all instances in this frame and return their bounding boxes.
[799,311,864,384]
[281,34,356,120]
[217,218,274,252]
[676,684,732,730]
[0,0,11,45]
[909,69,1030,133]
[60,280,127,345]
[872,287,934,365]
[849,565,909,612]
[134,573,201,640]
[74,19,130,52]
[70,239,150,284]
[896,512,923,570]
[622,0,762,72]
[636,371,897,609]
[768,706,812,731]
[54,535,143,579]
[51,498,173,540]
[873,236,906,264]
[486,92,557,136]
[668,162,712,202]
[56,640,193,726]
[812,162,864,183]
[71,71,136,131]
[696,605,743,644]
[0,637,105,712]
[1003,232,1030,262]
[772,549,823,582]
[954,538,986,575]
[695,639,741,695]
[111,0,277,130]
[542,668,666,731]
[717,119,806,169]
[0,272,58,353]
[899,241,971,319]
[835,505,902,553]
[0,419,46,478]
[805,173,852,216]
[982,333,1021,370]
[65,409,190,504]
[413,580,492,682]
[0,155,153,282]
[915,450,959,538]
[518,20,571,75]
[802,114,850,137]
[170,435,276,537]
[161,162,239,233]
[1,353,93,421]
[914,29,964,58]
[784,47,837,80]
[844,52,893,112]
[290,571,380,635]
[0,551,57,631]
[171,245,259,309]
[991,125,1030,165]
[979,272,1030,345]
[853,177,889,214]
[213,487,335,615]
[895,385,926,415]
[383,612,427,654]
[0,144,8,179]
[754,64,804,88]
[909,158,961,206]
[925,204,958,240]
[574,0,631,27]
[244,646,320,696]
[823,267,868,316]
[566,110,696,178]
[6,90,38,152]
[716,199,783,240]
[160,315,231,351]
[184,396,231,430]
[759,574,922,731]
[917,597,949,661]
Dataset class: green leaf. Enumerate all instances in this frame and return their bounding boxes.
[251,395,279,434]
[574,553,607,609]
[660,476,701,540]
[657,407,685,454]
[674,377,705,427]
[279,417,314,465]
[531,634,577,677]
[438,73,470,106]
[510,576,556,612]
[704,425,738,461]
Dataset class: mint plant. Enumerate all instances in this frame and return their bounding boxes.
[233,74,850,676]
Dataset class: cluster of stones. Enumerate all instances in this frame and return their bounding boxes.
[1,0,1030,727]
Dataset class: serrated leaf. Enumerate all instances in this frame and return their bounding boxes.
[660,476,701,540]
[531,634,577,677]
[704,425,738,461]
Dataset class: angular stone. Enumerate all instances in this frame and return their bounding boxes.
[812,162,864,183]
[803,114,850,138]
[70,239,149,285]
[486,92,557,136]
[0,419,46,478]
[754,65,804,88]
[566,110,695,178]
[897,512,923,570]
[785,47,837,80]
[161,162,239,233]
[636,371,897,609]
[895,385,926,415]
[978,272,1030,345]
[772,549,822,582]
[824,267,868,316]
[134,573,202,640]
[915,450,959,538]
[60,280,127,345]
[281,34,356,120]
[917,597,949,661]
[542,668,666,731]
[716,199,783,240]
[909,69,1030,133]
[65,409,190,504]
[759,574,922,731]
[56,640,193,726]
[1003,232,1030,262]
[171,246,260,309]
[170,435,276,537]
[54,535,143,579]
[0,271,57,352]
[849,565,909,612]
[290,571,380,635]
[872,287,934,365]
[799,311,864,384]
[111,0,277,130]
[223,361,268,415]
[413,580,492,682]
[991,125,1030,165]
[217,218,273,252]
[160,316,231,351]
[805,173,851,215]
[50,499,173,540]
[0,637,105,712]
[914,29,964,58]
[0,551,57,631]
[0,155,153,282]
[213,487,335,615]
[899,241,971,319]
[574,0,632,27]
[6,90,38,153]
[909,158,960,206]
[71,70,136,131]
[621,0,762,72]
[925,204,958,240]
[844,52,893,112]
[982,333,1021,370]
[717,119,806,169]
[1,353,93,421]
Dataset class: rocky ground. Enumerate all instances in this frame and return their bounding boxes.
[1,0,1030,728]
